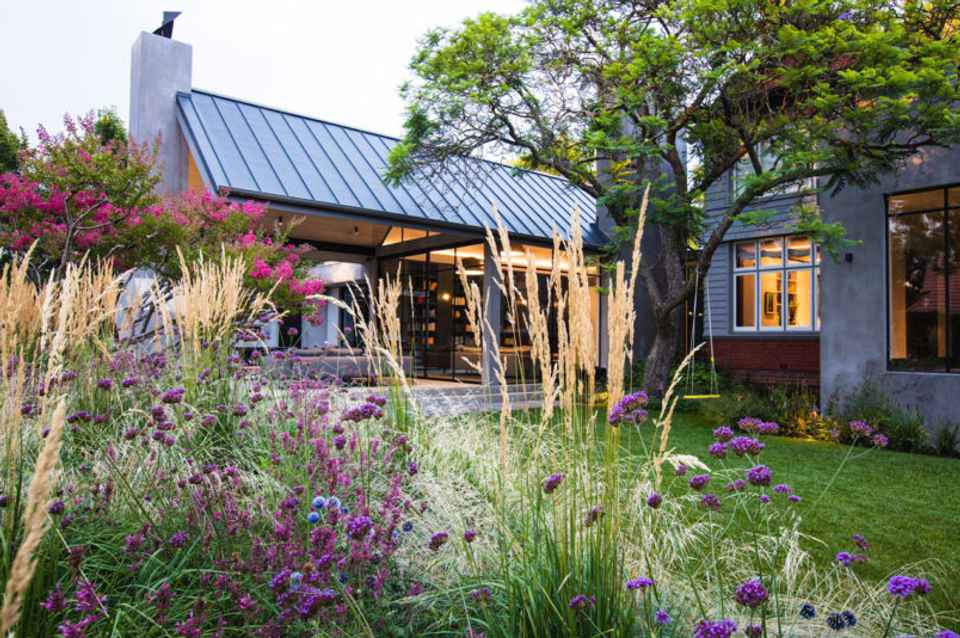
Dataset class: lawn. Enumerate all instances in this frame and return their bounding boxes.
[619,410,960,621]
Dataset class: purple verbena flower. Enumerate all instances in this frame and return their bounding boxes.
[713,426,735,443]
[568,594,596,611]
[646,492,662,509]
[746,465,772,487]
[543,473,565,494]
[626,577,655,591]
[428,531,449,551]
[701,493,722,512]
[689,474,710,491]
[695,619,737,638]
[734,579,769,609]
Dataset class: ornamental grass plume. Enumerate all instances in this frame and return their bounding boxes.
[0,399,67,635]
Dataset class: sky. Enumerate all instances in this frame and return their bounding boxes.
[0,0,526,141]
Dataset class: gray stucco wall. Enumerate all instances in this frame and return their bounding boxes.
[130,31,192,194]
[820,146,960,422]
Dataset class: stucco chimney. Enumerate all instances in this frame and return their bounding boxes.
[129,18,192,194]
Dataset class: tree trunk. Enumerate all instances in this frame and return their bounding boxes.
[641,306,684,399]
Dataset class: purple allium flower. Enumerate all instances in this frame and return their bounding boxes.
[654,609,670,625]
[689,474,710,491]
[872,434,889,448]
[463,529,477,543]
[695,619,738,638]
[887,575,931,598]
[745,625,762,638]
[428,531,449,551]
[842,610,857,627]
[713,426,735,443]
[853,534,870,552]
[161,387,186,404]
[407,461,419,476]
[312,496,326,509]
[347,516,374,540]
[543,473,565,494]
[568,594,596,611]
[734,579,769,609]
[646,492,662,509]
[747,465,772,487]
[307,511,321,525]
[96,378,113,390]
[168,531,189,548]
[773,484,792,494]
[584,505,604,526]
[709,443,728,459]
[799,602,816,619]
[471,587,492,603]
[701,493,722,512]
[675,464,688,476]
[826,612,846,631]
[850,421,873,437]
[626,577,655,591]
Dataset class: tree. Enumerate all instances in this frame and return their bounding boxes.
[0,112,325,324]
[0,110,24,174]
[386,0,960,396]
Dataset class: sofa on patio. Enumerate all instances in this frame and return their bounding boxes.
[451,344,534,379]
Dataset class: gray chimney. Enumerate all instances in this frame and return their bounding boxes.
[129,20,192,194]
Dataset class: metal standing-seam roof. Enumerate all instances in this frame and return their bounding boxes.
[175,90,606,246]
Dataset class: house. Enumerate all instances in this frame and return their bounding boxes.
[702,148,960,421]
[129,22,610,386]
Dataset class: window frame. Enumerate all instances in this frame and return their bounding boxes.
[732,235,820,334]
[885,183,959,374]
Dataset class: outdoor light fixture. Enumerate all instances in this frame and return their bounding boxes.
[441,292,451,301]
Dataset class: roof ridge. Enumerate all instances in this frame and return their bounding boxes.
[184,88,590,187]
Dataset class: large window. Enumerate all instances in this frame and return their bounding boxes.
[733,235,820,331]
[887,186,960,373]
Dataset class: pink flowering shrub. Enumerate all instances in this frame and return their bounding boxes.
[0,112,324,321]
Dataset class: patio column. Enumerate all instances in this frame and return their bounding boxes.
[481,242,503,387]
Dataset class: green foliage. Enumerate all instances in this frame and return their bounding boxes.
[0,109,23,173]
[92,107,127,146]
[826,373,932,453]
[389,0,960,394]
[930,420,960,457]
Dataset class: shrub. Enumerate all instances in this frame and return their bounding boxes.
[930,420,960,457]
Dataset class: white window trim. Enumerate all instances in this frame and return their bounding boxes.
[732,236,820,333]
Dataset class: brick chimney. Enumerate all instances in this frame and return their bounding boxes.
[129,14,192,194]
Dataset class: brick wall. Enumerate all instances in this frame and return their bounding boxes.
[711,337,820,387]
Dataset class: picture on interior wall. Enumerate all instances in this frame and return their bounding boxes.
[763,291,776,316]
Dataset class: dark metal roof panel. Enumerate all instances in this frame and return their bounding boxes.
[176,90,606,246]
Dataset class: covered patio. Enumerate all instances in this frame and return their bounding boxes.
[176,89,608,384]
